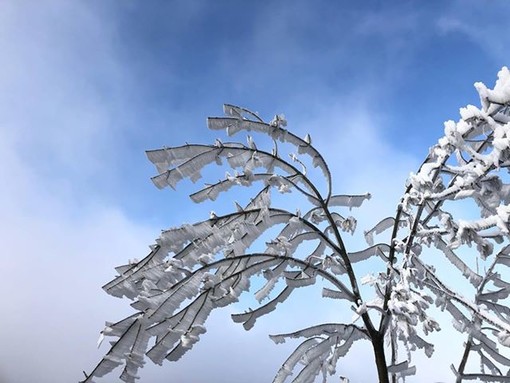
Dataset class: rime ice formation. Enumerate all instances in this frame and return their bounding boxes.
[84,69,510,383]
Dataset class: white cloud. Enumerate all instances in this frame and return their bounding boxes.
[0,2,155,382]
[0,128,157,382]
[436,1,510,63]
[0,1,132,185]
[0,3,305,382]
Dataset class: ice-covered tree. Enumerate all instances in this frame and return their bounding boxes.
[83,68,510,383]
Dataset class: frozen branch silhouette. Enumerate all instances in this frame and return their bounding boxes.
[83,68,510,383]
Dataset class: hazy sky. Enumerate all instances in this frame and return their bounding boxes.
[1,1,510,382]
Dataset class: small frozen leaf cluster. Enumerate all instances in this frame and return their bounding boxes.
[269,324,368,383]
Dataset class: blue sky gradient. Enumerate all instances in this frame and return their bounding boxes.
[1,1,510,382]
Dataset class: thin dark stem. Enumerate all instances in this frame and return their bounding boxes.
[456,335,472,383]
[455,245,502,381]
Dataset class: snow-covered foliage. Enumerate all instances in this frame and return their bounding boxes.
[83,69,510,383]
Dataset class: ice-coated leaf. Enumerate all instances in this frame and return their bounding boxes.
[223,104,264,122]
[364,217,395,246]
[119,322,151,383]
[452,372,510,382]
[142,255,285,363]
[496,254,510,268]
[436,238,483,287]
[348,244,390,263]
[84,316,142,382]
[254,275,280,303]
[103,246,168,299]
[232,286,294,330]
[476,332,510,366]
[387,360,411,374]
[321,287,355,302]
[295,337,336,382]
[272,338,321,383]
[270,324,367,383]
[270,323,367,342]
[146,145,218,173]
[284,271,316,288]
[479,288,510,302]
[190,174,269,203]
[208,108,332,196]
[480,351,503,375]
[149,143,316,197]
[408,333,435,358]
[438,299,470,327]
[481,301,510,322]
[328,193,371,210]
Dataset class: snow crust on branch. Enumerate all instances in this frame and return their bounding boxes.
[391,67,510,381]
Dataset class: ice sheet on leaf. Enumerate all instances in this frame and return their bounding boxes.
[141,256,282,364]
[328,193,371,210]
[207,110,331,190]
[481,301,510,322]
[435,238,483,287]
[189,171,309,204]
[119,322,151,383]
[150,145,248,189]
[84,316,145,382]
[480,351,503,375]
[131,273,203,316]
[408,333,435,358]
[364,217,395,246]
[145,293,212,365]
[496,253,510,268]
[267,231,324,257]
[232,286,293,330]
[299,336,336,366]
[254,274,280,303]
[348,244,390,264]
[190,173,269,202]
[270,323,367,342]
[271,338,321,383]
[321,287,355,302]
[387,360,414,374]
[478,288,510,302]
[158,208,294,264]
[146,144,220,173]
[306,240,327,262]
[284,270,316,288]
[450,365,510,382]
[223,104,264,122]
[149,143,309,193]
[270,324,367,383]
[103,246,168,299]
[276,337,340,383]
[475,332,510,366]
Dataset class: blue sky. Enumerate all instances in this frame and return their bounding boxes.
[1,1,510,382]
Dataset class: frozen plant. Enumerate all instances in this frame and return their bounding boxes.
[83,68,510,383]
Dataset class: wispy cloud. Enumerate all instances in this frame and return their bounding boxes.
[436,0,510,64]
[0,2,157,382]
